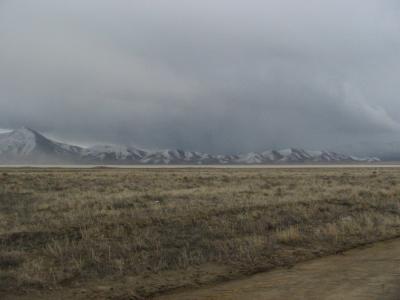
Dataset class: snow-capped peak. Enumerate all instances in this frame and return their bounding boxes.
[0,128,382,164]
[0,127,39,156]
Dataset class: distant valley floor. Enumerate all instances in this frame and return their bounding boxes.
[1,163,400,168]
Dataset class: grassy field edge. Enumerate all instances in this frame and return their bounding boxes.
[1,168,400,299]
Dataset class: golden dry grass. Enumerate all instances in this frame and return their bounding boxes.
[1,168,400,299]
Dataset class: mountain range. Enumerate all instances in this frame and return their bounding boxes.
[0,127,380,164]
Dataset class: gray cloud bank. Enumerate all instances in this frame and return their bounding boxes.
[1,0,400,154]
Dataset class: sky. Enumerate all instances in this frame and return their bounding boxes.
[1,0,400,154]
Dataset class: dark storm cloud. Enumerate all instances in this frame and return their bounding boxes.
[1,0,400,153]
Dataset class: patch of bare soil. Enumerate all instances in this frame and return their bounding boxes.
[156,238,400,300]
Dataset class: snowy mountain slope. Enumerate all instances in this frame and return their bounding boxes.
[0,127,83,163]
[81,145,148,163]
[236,152,265,164]
[0,128,380,164]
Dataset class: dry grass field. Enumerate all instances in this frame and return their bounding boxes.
[1,167,400,299]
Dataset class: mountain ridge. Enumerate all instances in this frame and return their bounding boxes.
[0,127,380,164]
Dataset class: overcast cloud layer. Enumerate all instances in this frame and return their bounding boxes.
[1,0,400,154]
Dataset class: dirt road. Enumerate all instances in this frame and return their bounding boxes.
[0,239,400,300]
[157,239,400,300]
[4,240,400,300]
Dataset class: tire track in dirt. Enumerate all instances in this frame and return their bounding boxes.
[156,239,400,300]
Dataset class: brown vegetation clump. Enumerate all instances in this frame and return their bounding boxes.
[1,167,400,299]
